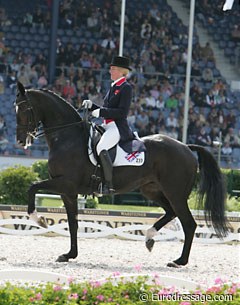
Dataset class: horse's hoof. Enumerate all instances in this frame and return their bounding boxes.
[56,255,69,263]
[167,261,182,268]
[145,239,155,252]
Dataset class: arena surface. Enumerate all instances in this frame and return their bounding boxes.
[0,235,239,286]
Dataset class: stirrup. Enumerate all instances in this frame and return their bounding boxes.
[97,182,115,195]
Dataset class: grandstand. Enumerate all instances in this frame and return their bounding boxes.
[0,0,239,168]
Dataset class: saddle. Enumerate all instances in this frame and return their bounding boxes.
[88,124,146,167]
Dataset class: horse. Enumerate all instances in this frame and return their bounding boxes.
[15,81,228,266]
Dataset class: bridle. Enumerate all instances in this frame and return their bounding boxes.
[15,94,39,140]
[15,92,85,141]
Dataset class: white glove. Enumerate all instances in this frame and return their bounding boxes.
[82,99,92,109]
[92,109,100,118]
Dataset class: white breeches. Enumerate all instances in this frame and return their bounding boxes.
[96,121,120,155]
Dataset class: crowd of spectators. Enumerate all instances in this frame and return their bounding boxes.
[0,0,239,165]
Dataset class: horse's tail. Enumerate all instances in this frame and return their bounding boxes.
[188,144,229,238]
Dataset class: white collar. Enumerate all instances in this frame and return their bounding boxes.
[111,77,126,87]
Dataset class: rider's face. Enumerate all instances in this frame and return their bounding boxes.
[110,66,123,81]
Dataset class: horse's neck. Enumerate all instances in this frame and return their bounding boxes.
[33,91,81,127]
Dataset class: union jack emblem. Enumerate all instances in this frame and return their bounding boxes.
[125,151,140,162]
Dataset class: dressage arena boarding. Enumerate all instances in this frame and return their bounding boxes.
[0,207,239,289]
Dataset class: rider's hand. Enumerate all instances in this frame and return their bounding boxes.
[92,109,100,118]
[82,99,92,109]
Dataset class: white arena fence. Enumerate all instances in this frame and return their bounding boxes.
[0,218,239,243]
[0,269,204,291]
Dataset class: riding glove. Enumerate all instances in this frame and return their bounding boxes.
[82,99,93,108]
[92,109,100,118]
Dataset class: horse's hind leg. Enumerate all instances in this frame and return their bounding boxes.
[56,194,78,262]
[167,204,197,267]
[146,203,176,252]
[140,187,176,252]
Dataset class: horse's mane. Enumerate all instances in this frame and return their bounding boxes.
[35,88,82,121]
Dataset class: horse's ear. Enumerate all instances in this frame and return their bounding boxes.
[17,81,26,96]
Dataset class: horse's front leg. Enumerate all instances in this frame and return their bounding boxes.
[56,194,78,262]
[28,177,74,228]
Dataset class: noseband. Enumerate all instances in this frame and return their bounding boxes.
[16,94,39,139]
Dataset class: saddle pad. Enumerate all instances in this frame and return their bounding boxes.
[88,139,145,167]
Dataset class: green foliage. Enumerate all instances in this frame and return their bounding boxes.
[32,160,49,180]
[85,196,98,209]
[0,276,239,305]
[0,166,38,205]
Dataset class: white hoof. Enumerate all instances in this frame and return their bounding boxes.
[29,210,48,228]
[145,227,157,241]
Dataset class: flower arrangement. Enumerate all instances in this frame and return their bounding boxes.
[0,275,239,305]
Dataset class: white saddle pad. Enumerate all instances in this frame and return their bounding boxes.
[88,136,145,167]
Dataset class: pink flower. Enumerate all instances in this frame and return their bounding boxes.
[228,286,237,294]
[214,277,224,285]
[180,302,191,305]
[206,285,222,293]
[35,293,42,300]
[91,281,101,288]
[68,276,75,284]
[96,294,104,301]
[68,293,78,300]
[53,285,62,291]
[83,288,88,295]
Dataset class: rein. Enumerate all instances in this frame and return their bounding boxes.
[16,96,87,140]
[34,121,84,138]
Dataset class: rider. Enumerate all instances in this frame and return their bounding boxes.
[83,55,134,194]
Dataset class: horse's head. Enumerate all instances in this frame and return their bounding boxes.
[15,82,38,148]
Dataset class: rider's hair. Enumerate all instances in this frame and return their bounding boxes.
[118,67,130,76]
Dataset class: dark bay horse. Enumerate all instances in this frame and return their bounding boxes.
[15,81,228,266]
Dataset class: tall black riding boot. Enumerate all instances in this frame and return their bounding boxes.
[99,150,115,194]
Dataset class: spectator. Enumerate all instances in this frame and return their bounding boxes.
[6,70,17,92]
[140,19,152,39]
[201,42,215,63]
[221,141,233,164]
[23,12,33,27]
[224,128,240,148]
[0,114,6,134]
[29,65,38,87]
[225,110,236,128]
[166,111,178,129]
[202,67,214,83]
[231,25,240,43]
[127,109,136,130]
[37,73,48,88]
[135,110,149,136]
[101,35,116,49]
[0,36,7,57]
[205,89,216,107]
[196,127,212,146]
[0,130,9,155]
[17,66,31,88]
[62,79,76,99]
[165,94,178,110]
[87,12,99,31]
[167,126,179,140]
[32,8,44,28]
[0,74,4,94]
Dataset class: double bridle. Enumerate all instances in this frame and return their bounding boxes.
[16,94,84,141]
[16,96,39,140]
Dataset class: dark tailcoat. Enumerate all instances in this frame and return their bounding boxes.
[92,78,134,143]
